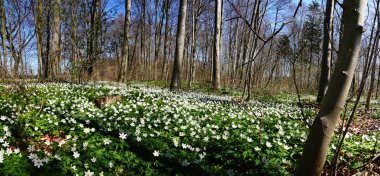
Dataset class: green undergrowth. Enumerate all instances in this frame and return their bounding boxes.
[0,83,378,175]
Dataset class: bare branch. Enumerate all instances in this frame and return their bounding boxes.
[293,0,303,18]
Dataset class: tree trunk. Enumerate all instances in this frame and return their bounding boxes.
[296,0,367,175]
[170,0,187,91]
[365,34,380,110]
[154,0,165,78]
[317,0,335,103]
[119,0,131,83]
[212,0,222,90]
[51,0,61,80]
[7,30,17,79]
[141,0,146,78]
[0,0,6,78]
[45,0,52,79]
[162,0,171,78]
[70,0,79,82]
[376,66,380,99]
[35,0,45,80]
[188,0,199,88]
[365,0,380,110]
[87,0,99,78]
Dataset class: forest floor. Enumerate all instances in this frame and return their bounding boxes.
[0,81,379,175]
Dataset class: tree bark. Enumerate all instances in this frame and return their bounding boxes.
[119,0,131,83]
[365,1,380,111]
[141,0,146,77]
[154,0,165,78]
[212,0,222,90]
[51,0,61,80]
[69,0,79,82]
[317,0,335,103]
[365,37,379,110]
[188,0,199,88]
[296,0,367,175]
[161,0,171,78]
[87,0,99,78]
[45,0,51,79]
[0,0,6,78]
[170,0,187,91]
[35,0,45,80]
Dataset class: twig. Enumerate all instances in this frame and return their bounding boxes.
[289,44,311,128]
[353,153,380,171]
[226,0,291,43]
[293,0,303,18]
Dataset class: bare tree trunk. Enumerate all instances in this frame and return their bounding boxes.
[212,0,222,90]
[69,0,79,82]
[0,0,6,78]
[296,0,367,175]
[170,0,187,91]
[317,0,335,103]
[34,0,45,80]
[119,0,131,83]
[376,66,380,99]
[87,0,99,78]
[51,0,61,80]
[365,1,380,110]
[231,18,239,86]
[141,0,146,79]
[365,33,379,110]
[188,0,199,88]
[17,26,23,77]
[162,0,171,78]
[245,0,261,101]
[7,30,18,79]
[154,0,165,79]
[45,0,51,80]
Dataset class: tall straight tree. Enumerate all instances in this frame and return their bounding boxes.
[365,0,380,110]
[212,0,222,90]
[87,0,100,77]
[51,0,61,79]
[34,0,45,80]
[161,0,171,78]
[170,0,187,91]
[296,0,367,175]
[0,0,6,78]
[317,0,335,103]
[119,0,131,83]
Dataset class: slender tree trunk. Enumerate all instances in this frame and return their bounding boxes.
[17,27,23,77]
[296,0,367,175]
[188,0,199,88]
[141,0,146,78]
[231,18,239,86]
[70,0,79,82]
[44,0,51,79]
[154,0,165,78]
[245,0,261,101]
[376,66,380,99]
[0,0,6,78]
[7,30,17,79]
[162,0,171,78]
[365,1,380,110]
[119,0,131,83]
[87,0,99,78]
[365,33,379,110]
[317,0,335,103]
[212,0,222,90]
[170,0,187,91]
